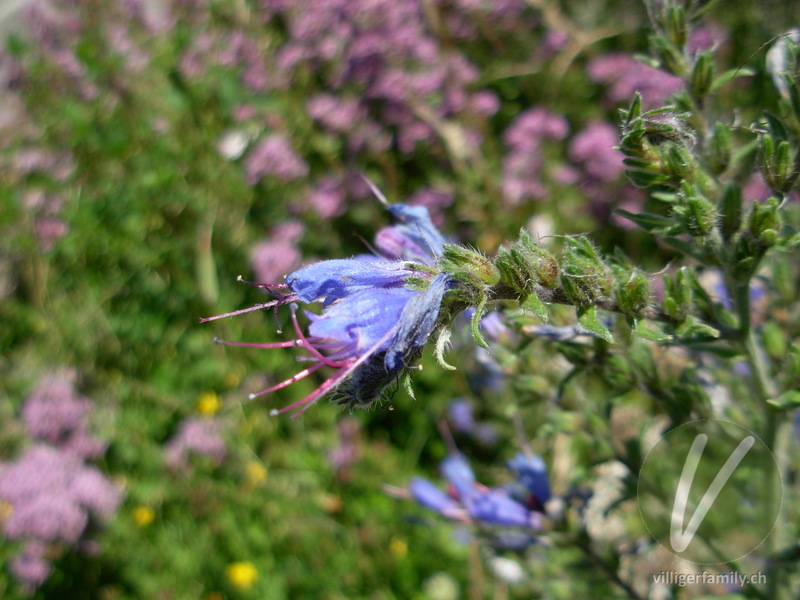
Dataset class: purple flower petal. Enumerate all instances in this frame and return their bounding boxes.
[385,272,450,371]
[507,453,551,504]
[308,286,415,354]
[386,203,447,258]
[465,489,540,528]
[287,258,414,304]
[409,477,462,516]
[441,453,476,500]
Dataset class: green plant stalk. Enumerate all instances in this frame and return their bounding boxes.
[574,535,644,600]
[734,281,785,599]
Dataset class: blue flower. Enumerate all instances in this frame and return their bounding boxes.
[407,449,546,531]
[408,478,467,521]
[375,204,445,263]
[507,453,552,507]
[204,203,454,416]
[287,259,416,306]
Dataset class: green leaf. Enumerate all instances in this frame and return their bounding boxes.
[709,67,756,92]
[613,209,678,232]
[521,293,549,322]
[401,372,417,401]
[729,139,759,169]
[634,319,673,342]
[470,293,489,349]
[577,306,614,343]
[675,317,721,339]
[661,236,709,263]
[651,191,679,203]
[433,328,457,371]
[780,232,800,247]
[767,390,800,410]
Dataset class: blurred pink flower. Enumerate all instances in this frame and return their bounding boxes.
[743,172,772,202]
[569,122,625,182]
[588,53,683,108]
[165,417,226,468]
[501,108,568,206]
[0,445,122,544]
[251,221,305,283]
[244,135,308,185]
[407,188,454,225]
[305,176,348,218]
[10,541,51,590]
[22,373,106,460]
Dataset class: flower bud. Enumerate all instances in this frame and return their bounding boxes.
[650,34,687,76]
[559,238,612,307]
[747,197,782,247]
[708,121,732,174]
[614,269,652,318]
[719,183,742,242]
[619,103,697,189]
[659,142,697,182]
[690,51,714,99]
[761,137,795,194]
[666,5,688,48]
[440,244,499,288]
[672,183,717,236]
[662,267,695,322]
[496,230,559,298]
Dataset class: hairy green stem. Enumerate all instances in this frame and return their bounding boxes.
[734,278,785,599]
[575,537,644,600]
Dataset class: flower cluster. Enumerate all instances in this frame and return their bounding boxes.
[501,107,569,206]
[1,374,121,590]
[21,372,107,460]
[588,53,683,109]
[205,202,459,416]
[250,221,305,285]
[164,417,227,469]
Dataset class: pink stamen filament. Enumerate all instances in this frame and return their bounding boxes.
[248,362,325,400]
[275,325,399,418]
[236,275,290,290]
[289,305,349,368]
[213,338,299,349]
[271,370,347,417]
[200,299,282,323]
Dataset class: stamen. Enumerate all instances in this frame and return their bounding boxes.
[236,275,290,290]
[272,370,346,417]
[438,420,459,455]
[278,325,399,418]
[200,299,281,323]
[361,175,390,207]
[213,338,298,349]
[247,362,324,400]
[289,304,349,368]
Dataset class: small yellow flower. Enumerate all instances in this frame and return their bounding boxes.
[389,538,407,558]
[246,461,268,485]
[0,501,14,524]
[133,506,155,527]
[226,562,258,590]
[196,392,221,415]
[225,372,241,388]
[319,494,343,513]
